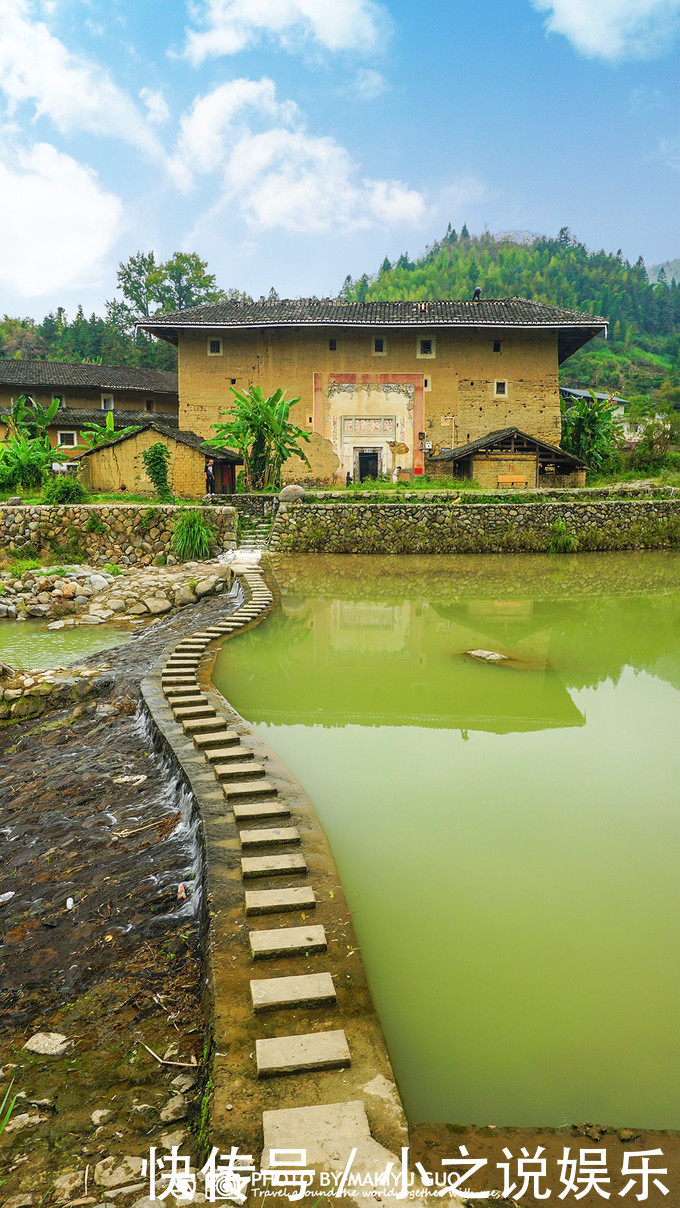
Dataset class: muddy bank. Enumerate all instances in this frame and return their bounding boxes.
[0,590,241,1204]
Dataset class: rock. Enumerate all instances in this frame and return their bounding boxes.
[86,574,109,592]
[127,603,148,615]
[26,605,48,618]
[4,1111,49,1132]
[6,496,22,506]
[279,484,306,502]
[80,615,103,625]
[143,597,171,615]
[36,592,51,604]
[106,598,126,612]
[61,582,76,599]
[88,608,114,620]
[93,1156,144,1189]
[159,1094,188,1123]
[91,1108,114,1126]
[174,585,197,606]
[466,649,508,663]
[170,1072,196,1093]
[47,620,66,630]
[194,577,216,598]
[2,1195,34,1208]
[53,1171,83,1200]
[24,1031,70,1056]
[159,1129,187,1149]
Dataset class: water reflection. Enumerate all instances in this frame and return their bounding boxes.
[213,552,680,1128]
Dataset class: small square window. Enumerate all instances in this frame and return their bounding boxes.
[230,378,236,385]
[208,337,223,356]
[101,395,114,411]
[495,380,507,396]
[57,431,77,447]
[493,340,502,353]
[329,338,337,351]
[417,337,435,358]
[374,337,384,353]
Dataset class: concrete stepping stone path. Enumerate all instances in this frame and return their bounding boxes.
[239,826,300,848]
[241,853,307,878]
[233,800,290,821]
[245,886,316,915]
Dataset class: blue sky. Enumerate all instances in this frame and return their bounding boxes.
[0,0,679,319]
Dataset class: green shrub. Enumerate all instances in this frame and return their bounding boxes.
[42,475,89,505]
[102,562,122,576]
[84,512,105,533]
[171,509,215,561]
[548,518,579,553]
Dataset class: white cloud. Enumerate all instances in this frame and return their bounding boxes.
[171,77,427,233]
[140,87,171,125]
[169,77,297,189]
[531,0,680,61]
[184,0,388,64]
[0,142,122,296]
[0,0,163,156]
[352,69,388,100]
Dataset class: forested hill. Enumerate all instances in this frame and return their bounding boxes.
[340,228,680,402]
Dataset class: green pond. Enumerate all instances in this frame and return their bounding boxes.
[213,552,680,1129]
[0,621,130,668]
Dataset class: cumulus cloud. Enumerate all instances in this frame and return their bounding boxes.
[531,0,680,61]
[0,0,163,156]
[184,0,388,64]
[351,69,388,100]
[0,142,122,295]
[171,77,427,233]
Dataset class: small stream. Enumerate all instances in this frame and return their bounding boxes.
[0,619,133,668]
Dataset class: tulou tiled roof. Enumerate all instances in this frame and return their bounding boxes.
[430,427,587,468]
[0,407,178,431]
[0,360,178,395]
[141,297,607,332]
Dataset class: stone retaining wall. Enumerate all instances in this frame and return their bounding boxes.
[272,499,680,554]
[202,493,278,518]
[0,504,237,566]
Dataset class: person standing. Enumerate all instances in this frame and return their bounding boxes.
[205,459,216,494]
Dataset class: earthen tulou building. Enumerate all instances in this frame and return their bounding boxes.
[140,296,607,489]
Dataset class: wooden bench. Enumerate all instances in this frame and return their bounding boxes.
[497,475,528,489]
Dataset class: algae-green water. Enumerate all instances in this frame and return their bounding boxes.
[0,620,130,668]
[213,552,680,1128]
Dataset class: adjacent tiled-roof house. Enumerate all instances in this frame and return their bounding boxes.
[78,421,240,497]
[140,297,607,486]
[0,361,178,457]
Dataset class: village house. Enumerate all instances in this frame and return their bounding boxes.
[139,297,607,487]
[78,420,240,496]
[0,361,178,458]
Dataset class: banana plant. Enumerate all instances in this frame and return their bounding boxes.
[79,410,140,448]
[208,385,309,490]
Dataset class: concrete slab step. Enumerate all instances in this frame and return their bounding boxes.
[256,1030,350,1077]
[173,705,216,720]
[213,761,265,781]
[163,685,198,697]
[183,716,227,734]
[233,800,290,822]
[224,779,278,800]
[193,729,239,748]
[244,887,315,915]
[240,827,300,848]
[241,853,307,879]
[250,972,336,1012]
[249,924,327,959]
[204,745,254,762]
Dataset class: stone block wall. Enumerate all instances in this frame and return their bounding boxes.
[272,499,680,555]
[0,504,237,566]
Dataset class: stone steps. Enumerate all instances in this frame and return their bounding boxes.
[245,887,316,915]
[224,778,278,801]
[241,853,307,879]
[213,760,265,782]
[193,729,239,749]
[204,744,254,763]
[233,800,290,821]
[249,924,327,959]
[250,972,336,1012]
[256,1030,350,1077]
[239,826,300,848]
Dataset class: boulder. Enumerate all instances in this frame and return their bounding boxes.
[279,484,306,502]
[24,1031,70,1056]
[174,585,197,606]
[93,1156,144,1189]
[6,496,22,506]
[144,597,172,615]
[466,649,508,664]
[194,577,216,598]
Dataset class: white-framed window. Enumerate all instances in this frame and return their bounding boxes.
[494,380,507,397]
[417,335,436,358]
[57,430,77,447]
[207,337,223,356]
[373,336,387,356]
[101,394,114,411]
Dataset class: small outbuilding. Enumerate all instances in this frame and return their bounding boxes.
[78,421,240,497]
[427,427,587,488]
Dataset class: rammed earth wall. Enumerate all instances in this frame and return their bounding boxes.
[271,499,680,555]
[0,504,237,566]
